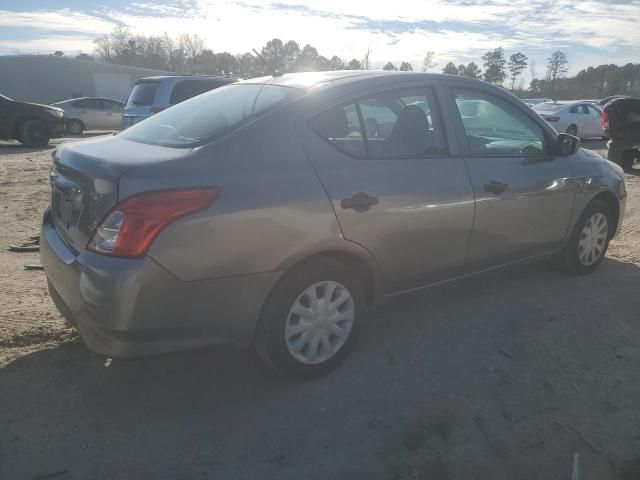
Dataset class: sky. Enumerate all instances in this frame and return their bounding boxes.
[1,0,639,80]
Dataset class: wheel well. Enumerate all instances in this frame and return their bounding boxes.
[68,118,85,128]
[593,191,619,236]
[252,250,378,343]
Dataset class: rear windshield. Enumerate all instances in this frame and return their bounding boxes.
[120,84,300,148]
[126,82,159,107]
[533,103,563,113]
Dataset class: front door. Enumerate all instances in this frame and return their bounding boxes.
[299,84,475,293]
[450,87,575,270]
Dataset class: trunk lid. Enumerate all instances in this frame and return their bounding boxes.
[50,135,192,253]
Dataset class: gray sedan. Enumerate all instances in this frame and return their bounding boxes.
[41,71,627,377]
[52,97,124,134]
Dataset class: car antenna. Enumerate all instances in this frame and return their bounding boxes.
[252,49,282,77]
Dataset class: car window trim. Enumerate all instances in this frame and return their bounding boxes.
[307,84,451,161]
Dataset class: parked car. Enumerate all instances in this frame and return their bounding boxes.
[121,75,235,129]
[523,98,552,106]
[52,97,124,134]
[41,71,626,377]
[533,101,606,139]
[604,97,640,170]
[598,95,630,108]
[0,93,65,146]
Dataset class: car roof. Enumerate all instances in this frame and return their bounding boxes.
[55,97,123,104]
[239,70,491,90]
[136,75,230,83]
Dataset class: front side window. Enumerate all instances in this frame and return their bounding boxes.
[102,100,123,112]
[454,89,545,156]
[309,86,447,160]
[120,84,299,148]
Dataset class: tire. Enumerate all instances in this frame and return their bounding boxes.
[255,258,364,378]
[18,119,50,147]
[67,119,84,135]
[558,199,612,275]
[620,150,635,171]
[566,124,578,137]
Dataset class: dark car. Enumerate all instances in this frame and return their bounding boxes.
[604,97,640,170]
[0,94,65,147]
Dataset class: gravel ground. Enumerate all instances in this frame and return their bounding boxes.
[1,136,639,480]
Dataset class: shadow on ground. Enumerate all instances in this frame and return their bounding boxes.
[2,258,640,479]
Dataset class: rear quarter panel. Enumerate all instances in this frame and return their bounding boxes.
[120,104,364,282]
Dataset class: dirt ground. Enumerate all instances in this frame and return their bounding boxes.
[1,136,639,480]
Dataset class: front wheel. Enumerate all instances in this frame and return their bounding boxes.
[67,119,84,135]
[19,119,50,147]
[256,258,364,378]
[558,199,612,275]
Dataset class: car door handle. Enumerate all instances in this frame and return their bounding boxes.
[341,192,379,212]
[484,180,509,195]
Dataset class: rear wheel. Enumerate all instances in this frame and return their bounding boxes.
[19,119,50,147]
[256,258,364,378]
[67,119,84,135]
[566,124,578,137]
[558,199,612,275]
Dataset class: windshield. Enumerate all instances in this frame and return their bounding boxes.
[126,82,159,107]
[533,103,563,113]
[120,84,300,148]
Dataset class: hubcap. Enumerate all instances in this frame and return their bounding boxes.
[578,212,608,266]
[284,281,355,365]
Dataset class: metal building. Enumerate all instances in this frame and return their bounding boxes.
[0,55,173,104]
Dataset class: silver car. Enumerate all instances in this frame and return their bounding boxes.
[41,71,627,377]
[53,97,124,134]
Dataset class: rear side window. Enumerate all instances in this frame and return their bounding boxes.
[307,103,366,159]
[72,98,101,109]
[170,80,221,105]
[454,89,545,156]
[120,84,299,148]
[309,86,447,159]
[126,82,159,107]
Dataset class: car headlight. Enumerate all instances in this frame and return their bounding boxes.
[49,110,64,117]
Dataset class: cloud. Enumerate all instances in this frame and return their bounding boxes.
[0,0,639,72]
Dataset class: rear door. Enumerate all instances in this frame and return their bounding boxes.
[102,99,124,129]
[449,86,575,270]
[299,82,475,294]
[585,104,603,137]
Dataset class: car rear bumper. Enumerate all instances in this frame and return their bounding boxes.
[40,209,280,358]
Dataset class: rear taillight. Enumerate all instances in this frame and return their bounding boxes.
[601,111,609,129]
[150,106,165,114]
[543,115,560,123]
[88,188,218,258]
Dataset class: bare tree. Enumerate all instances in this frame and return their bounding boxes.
[361,47,371,70]
[529,59,537,81]
[508,52,527,91]
[546,50,569,97]
[422,51,436,72]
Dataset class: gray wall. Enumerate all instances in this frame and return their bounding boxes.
[0,56,173,104]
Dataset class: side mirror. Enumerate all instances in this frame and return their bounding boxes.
[556,132,580,156]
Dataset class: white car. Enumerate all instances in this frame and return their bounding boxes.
[52,97,124,134]
[523,98,552,106]
[533,101,606,139]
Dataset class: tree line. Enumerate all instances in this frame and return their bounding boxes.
[86,27,640,100]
